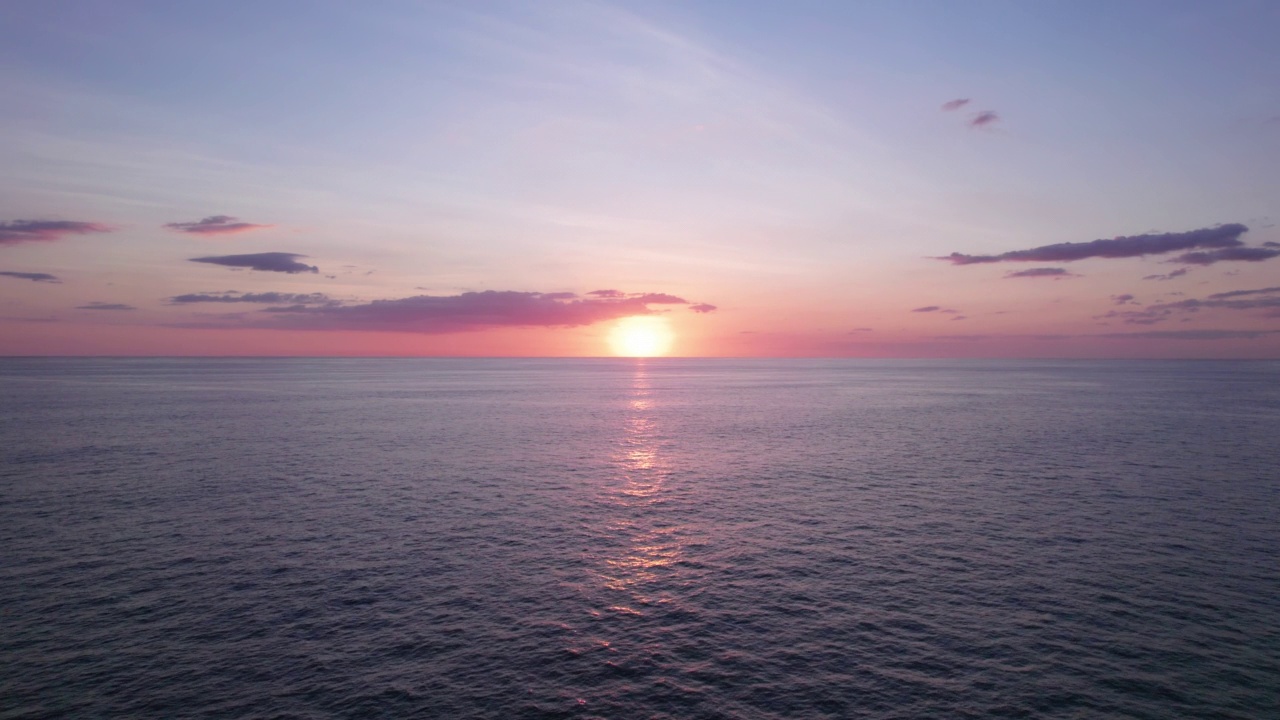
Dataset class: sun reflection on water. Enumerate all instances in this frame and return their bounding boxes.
[596,363,685,613]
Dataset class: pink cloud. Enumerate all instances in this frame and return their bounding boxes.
[165,215,272,235]
[0,220,113,246]
[941,98,970,111]
[189,289,714,334]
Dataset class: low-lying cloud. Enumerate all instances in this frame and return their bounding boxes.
[190,252,319,274]
[0,220,112,246]
[231,290,713,334]
[1095,285,1280,324]
[169,291,337,305]
[1207,286,1280,300]
[0,271,59,283]
[1143,268,1190,281]
[941,224,1249,265]
[1170,246,1280,265]
[1005,267,1075,279]
[165,215,271,235]
[76,302,135,311]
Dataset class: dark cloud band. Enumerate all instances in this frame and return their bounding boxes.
[941,224,1249,265]
[0,220,112,246]
[0,271,59,283]
[189,252,319,274]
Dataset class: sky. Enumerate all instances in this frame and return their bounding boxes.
[2,0,1279,357]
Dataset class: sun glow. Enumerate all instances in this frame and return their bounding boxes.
[608,316,674,357]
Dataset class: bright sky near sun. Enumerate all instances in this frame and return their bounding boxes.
[1,0,1279,357]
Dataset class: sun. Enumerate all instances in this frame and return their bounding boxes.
[608,316,674,357]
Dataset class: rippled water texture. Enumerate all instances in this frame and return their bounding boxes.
[2,359,1278,718]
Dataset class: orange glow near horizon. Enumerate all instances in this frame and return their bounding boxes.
[607,316,674,357]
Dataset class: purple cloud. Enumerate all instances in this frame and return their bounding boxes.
[971,111,998,127]
[1169,246,1280,265]
[0,220,112,246]
[912,306,941,312]
[941,98,971,111]
[1264,241,1280,248]
[190,252,319,274]
[588,289,624,298]
[941,224,1249,265]
[1099,329,1278,341]
[689,303,717,313]
[165,215,271,235]
[225,290,710,334]
[1143,267,1190,281]
[631,293,688,304]
[1206,286,1280,300]
[1096,286,1280,324]
[0,271,59,283]
[1111,294,1137,305]
[1005,267,1075,279]
[169,291,337,305]
[76,302,135,311]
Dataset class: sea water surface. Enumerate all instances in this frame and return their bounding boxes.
[1,358,1277,719]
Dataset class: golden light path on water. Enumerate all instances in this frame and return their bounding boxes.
[598,363,684,618]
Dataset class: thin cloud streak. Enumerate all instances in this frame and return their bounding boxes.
[1170,246,1280,265]
[1005,267,1075,279]
[0,271,60,283]
[165,215,272,235]
[76,302,135,311]
[0,220,113,246]
[169,291,337,305]
[940,224,1250,265]
[189,252,319,274]
[970,111,998,127]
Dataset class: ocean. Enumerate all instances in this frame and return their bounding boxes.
[1,358,1277,719]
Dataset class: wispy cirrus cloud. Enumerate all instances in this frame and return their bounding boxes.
[0,220,113,246]
[190,252,319,274]
[209,290,713,334]
[0,271,59,283]
[1099,329,1279,341]
[940,224,1250,265]
[1096,285,1280,324]
[168,291,337,306]
[1143,268,1190,281]
[1206,286,1280,300]
[165,215,272,235]
[76,302,135,311]
[970,110,998,128]
[912,305,960,314]
[1169,246,1280,265]
[1005,267,1076,279]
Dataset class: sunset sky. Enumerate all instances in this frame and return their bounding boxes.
[2,0,1279,357]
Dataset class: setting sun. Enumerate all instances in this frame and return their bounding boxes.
[607,316,674,357]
